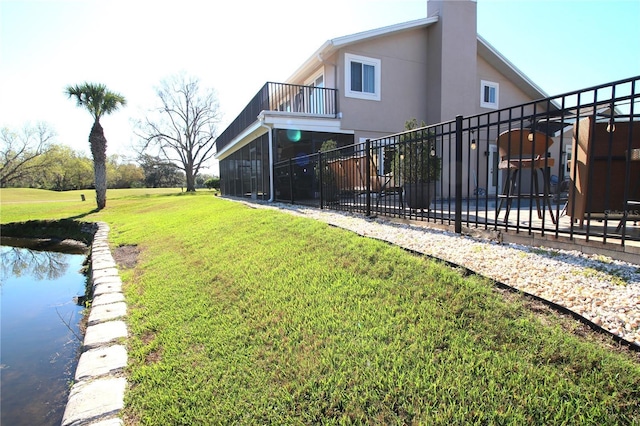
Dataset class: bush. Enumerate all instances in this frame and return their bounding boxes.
[204,177,220,190]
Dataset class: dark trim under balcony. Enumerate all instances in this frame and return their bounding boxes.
[215,82,338,153]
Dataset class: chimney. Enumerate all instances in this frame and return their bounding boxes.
[426,0,478,122]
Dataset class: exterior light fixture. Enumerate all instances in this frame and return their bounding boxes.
[470,130,476,150]
[606,119,616,133]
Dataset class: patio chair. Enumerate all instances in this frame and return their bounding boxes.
[496,129,556,224]
[366,152,404,211]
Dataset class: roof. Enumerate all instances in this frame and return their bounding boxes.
[476,35,550,101]
[286,16,550,103]
[286,17,439,83]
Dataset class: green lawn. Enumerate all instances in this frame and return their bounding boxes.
[0,187,186,223]
[2,189,639,424]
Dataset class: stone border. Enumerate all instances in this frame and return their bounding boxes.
[62,222,127,426]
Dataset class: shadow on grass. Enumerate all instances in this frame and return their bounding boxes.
[65,208,101,221]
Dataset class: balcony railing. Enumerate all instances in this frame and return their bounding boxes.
[215,82,338,152]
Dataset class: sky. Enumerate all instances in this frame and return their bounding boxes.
[1,0,639,176]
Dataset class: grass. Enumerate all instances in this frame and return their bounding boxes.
[0,187,187,223]
[2,189,640,424]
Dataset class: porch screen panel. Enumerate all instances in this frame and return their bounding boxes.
[258,134,270,200]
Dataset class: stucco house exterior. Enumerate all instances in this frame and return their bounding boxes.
[214,0,553,201]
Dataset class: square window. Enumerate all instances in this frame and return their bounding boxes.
[345,53,381,101]
[480,80,499,109]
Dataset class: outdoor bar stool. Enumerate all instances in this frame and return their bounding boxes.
[496,129,557,224]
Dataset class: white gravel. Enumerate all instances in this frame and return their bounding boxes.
[251,201,640,348]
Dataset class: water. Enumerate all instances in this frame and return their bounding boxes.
[1,246,87,426]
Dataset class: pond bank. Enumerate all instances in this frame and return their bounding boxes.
[1,219,97,246]
[61,222,127,426]
[1,235,90,254]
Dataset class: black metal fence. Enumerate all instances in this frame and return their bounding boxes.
[274,76,640,247]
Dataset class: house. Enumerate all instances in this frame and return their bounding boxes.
[214,0,554,201]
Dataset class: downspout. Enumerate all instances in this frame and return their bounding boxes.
[259,116,275,202]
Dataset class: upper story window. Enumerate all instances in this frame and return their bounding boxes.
[481,80,499,109]
[345,53,381,101]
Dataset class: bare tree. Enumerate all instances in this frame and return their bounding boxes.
[0,122,56,187]
[137,73,221,192]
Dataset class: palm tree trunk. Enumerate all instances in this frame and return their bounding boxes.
[89,120,108,210]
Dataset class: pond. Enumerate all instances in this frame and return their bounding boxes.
[1,245,88,426]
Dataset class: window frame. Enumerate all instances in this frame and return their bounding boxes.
[345,53,381,101]
[480,80,499,109]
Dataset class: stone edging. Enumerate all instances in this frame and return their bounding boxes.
[62,222,127,426]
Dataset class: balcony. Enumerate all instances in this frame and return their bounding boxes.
[215,82,338,153]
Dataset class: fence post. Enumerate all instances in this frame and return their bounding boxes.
[455,115,463,234]
[365,139,371,217]
[319,151,324,210]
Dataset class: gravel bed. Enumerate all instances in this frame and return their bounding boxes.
[251,201,640,348]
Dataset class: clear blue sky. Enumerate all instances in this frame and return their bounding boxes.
[1,0,639,174]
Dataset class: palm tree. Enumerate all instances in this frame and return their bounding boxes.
[66,82,126,210]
